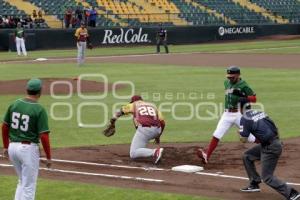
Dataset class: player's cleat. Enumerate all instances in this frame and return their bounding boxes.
[196,148,208,164]
[289,189,300,200]
[240,184,261,192]
[154,148,164,164]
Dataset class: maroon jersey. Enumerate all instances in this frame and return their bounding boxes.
[122,101,163,127]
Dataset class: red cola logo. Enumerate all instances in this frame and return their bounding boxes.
[102,28,150,44]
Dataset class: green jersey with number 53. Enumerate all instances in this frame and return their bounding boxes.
[224,79,255,109]
[3,98,50,143]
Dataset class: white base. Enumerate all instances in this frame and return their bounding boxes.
[171,165,204,173]
[35,58,48,61]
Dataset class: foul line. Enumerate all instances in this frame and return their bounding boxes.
[39,157,167,172]
[0,164,164,183]
[219,46,299,53]
[1,155,300,186]
[195,172,300,186]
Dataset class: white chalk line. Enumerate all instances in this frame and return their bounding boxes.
[2,45,299,65]
[1,155,300,186]
[1,45,300,64]
[0,52,186,64]
[40,157,167,172]
[219,46,300,53]
[0,163,164,183]
[195,172,300,186]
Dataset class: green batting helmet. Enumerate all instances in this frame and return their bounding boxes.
[227,66,240,75]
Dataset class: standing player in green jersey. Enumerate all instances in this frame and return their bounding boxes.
[197,66,257,164]
[2,78,51,200]
[14,22,27,56]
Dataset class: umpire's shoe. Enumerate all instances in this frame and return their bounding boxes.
[240,184,260,192]
[290,189,300,200]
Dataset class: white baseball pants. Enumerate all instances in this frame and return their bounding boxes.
[130,126,161,159]
[8,142,40,200]
[213,111,256,142]
[77,41,86,65]
[16,37,27,56]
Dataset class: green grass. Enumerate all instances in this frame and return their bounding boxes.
[0,175,216,200]
[1,40,300,200]
[0,63,299,147]
[1,39,300,61]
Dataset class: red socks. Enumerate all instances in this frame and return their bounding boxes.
[206,136,219,160]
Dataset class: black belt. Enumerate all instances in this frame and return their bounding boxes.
[225,108,238,112]
[263,136,279,146]
[141,125,159,128]
[21,141,31,145]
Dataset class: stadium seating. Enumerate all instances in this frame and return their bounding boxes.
[172,0,233,25]
[0,0,27,16]
[195,0,272,24]
[94,0,188,26]
[250,0,300,23]
[1,0,300,27]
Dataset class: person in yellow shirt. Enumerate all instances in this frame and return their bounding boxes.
[74,22,89,66]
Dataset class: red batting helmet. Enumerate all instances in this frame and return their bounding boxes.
[130,95,143,103]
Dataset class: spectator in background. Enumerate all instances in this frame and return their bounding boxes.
[64,8,72,28]
[71,14,79,28]
[25,15,33,29]
[75,6,83,23]
[38,10,43,19]
[88,7,97,27]
[0,16,4,28]
[32,10,37,19]
[83,7,89,25]
[8,16,16,28]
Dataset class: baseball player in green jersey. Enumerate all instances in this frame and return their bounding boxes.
[14,22,27,56]
[2,78,51,200]
[197,66,257,164]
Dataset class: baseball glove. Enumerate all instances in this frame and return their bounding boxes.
[87,42,93,49]
[103,118,116,137]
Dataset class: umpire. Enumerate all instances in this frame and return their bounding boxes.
[156,23,169,54]
[238,99,300,200]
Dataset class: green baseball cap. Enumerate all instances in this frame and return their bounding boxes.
[26,78,42,91]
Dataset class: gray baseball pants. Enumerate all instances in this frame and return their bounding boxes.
[130,126,161,159]
[243,139,292,199]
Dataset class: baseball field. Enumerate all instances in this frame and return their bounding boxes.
[1,38,300,200]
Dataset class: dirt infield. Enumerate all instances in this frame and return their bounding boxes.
[1,52,300,200]
[0,78,126,95]
[1,139,300,200]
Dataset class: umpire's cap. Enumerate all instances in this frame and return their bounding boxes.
[26,78,42,91]
[227,66,240,78]
[130,95,143,103]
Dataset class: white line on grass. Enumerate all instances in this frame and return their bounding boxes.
[1,155,300,186]
[0,163,164,183]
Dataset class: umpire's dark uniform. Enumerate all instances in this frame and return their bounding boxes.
[156,27,169,54]
[239,109,300,200]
